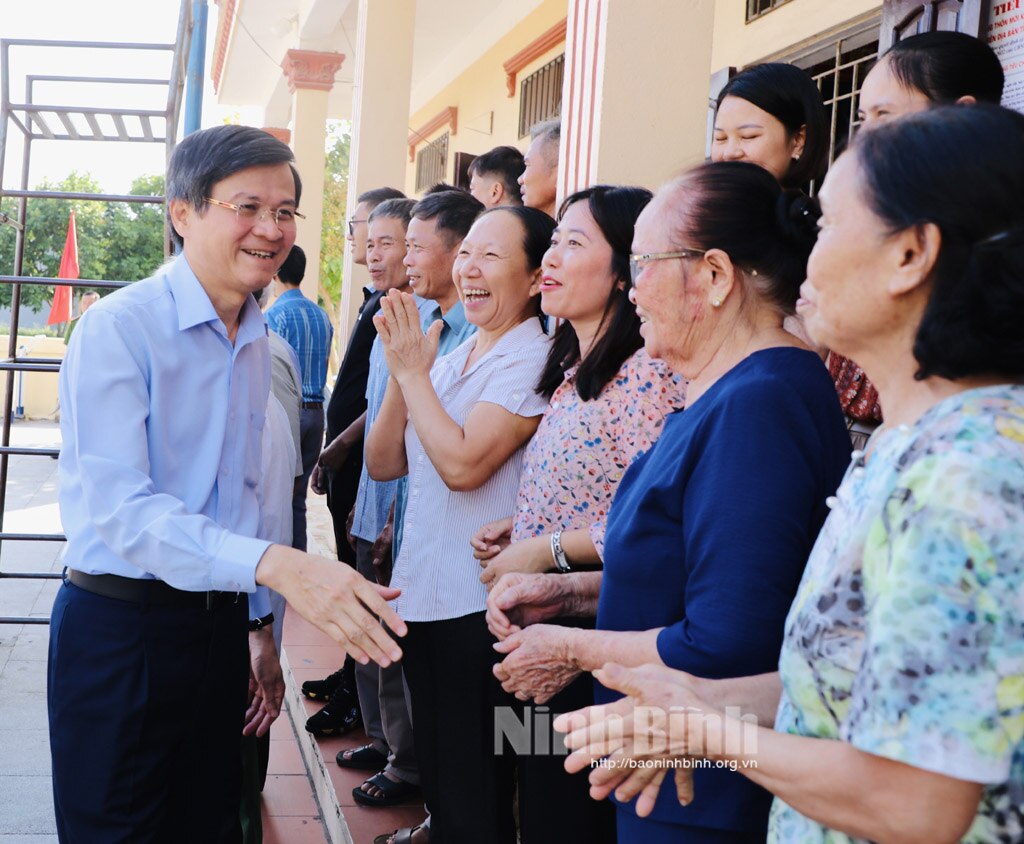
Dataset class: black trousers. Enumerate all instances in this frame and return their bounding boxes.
[516,672,617,844]
[325,447,363,568]
[48,580,249,844]
[402,612,517,844]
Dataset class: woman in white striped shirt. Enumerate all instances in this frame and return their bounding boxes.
[365,206,556,844]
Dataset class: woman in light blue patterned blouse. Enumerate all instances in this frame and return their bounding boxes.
[552,105,1024,844]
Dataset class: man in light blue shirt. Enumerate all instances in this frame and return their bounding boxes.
[265,244,333,551]
[50,124,405,843]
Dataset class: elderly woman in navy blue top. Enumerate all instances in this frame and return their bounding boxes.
[487,162,851,843]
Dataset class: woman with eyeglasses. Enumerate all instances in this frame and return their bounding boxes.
[488,162,852,843]
[467,185,685,843]
[555,102,1024,844]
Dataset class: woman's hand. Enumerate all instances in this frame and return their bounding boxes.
[479,535,550,590]
[492,624,582,704]
[373,290,442,385]
[554,663,730,815]
[486,572,578,640]
[470,517,513,561]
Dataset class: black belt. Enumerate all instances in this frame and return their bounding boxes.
[302,401,323,410]
[66,569,238,610]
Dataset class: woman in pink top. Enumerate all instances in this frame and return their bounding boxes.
[471,185,686,844]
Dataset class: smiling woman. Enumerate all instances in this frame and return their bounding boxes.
[363,205,555,842]
[487,163,851,844]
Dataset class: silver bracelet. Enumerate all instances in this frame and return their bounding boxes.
[550,531,571,573]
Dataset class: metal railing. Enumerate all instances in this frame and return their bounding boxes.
[0,1,192,624]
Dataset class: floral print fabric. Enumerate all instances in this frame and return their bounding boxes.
[771,385,1024,843]
[511,347,685,555]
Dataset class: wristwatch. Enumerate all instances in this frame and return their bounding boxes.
[549,531,571,573]
[248,612,275,632]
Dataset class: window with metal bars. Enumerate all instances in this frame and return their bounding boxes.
[793,25,879,193]
[415,132,449,193]
[518,54,565,138]
[746,0,795,22]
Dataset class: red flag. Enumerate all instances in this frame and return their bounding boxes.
[47,210,79,326]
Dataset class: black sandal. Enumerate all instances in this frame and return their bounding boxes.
[336,743,388,770]
[352,772,420,807]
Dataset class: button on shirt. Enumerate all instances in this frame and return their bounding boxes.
[265,288,333,403]
[390,317,551,622]
[351,295,434,543]
[58,255,273,613]
[393,300,478,557]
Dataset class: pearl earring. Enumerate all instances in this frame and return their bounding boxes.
[712,298,722,308]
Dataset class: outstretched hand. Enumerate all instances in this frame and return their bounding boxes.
[552,663,734,815]
[485,572,576,640]
[256,545,406,668]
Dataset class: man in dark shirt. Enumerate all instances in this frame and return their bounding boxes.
[304,186,405,734]
[312,186,406,564]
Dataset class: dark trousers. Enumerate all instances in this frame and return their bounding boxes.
[292,406,325,551]
[517,673,617,844]
[402,613,516,844]
[48,580,249,844]
[325,445,363,567]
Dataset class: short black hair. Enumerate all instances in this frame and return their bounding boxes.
[852,103,1024,381]
[412,190,484,248]
[469,146,525,204]
[368,197,417,230]
[884,31,1004,105]
[423,182,465,195]
[478,206,555,272]
[356,187,406,210]
[277,244,306,286]
[538,185,653,400]
[671,161,820,313]
[166,124,301,248]
[717,63,829,188]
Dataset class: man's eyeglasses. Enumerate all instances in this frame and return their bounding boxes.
[629,249,706,284]
[204,197,305,229]
[347,218,368,236]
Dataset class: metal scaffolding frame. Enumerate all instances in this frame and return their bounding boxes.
[0,1,193,624]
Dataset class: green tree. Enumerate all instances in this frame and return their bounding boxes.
[320,121,351,310]
[0,171,165,312]
[103,174,166,283]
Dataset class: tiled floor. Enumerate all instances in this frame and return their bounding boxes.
[275,611,427,844]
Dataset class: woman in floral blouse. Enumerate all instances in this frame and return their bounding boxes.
[555,105,1024,844]
[471,185,686,843]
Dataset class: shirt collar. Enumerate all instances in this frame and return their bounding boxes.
[168,254,268,346]
[276,287,304,302]
[168,255,221,332]
[485,314,546,359]
[437,300,469,334]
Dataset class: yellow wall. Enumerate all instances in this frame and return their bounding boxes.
[0,336,65,420]
[711,0,882,70]
[404,0,567,195]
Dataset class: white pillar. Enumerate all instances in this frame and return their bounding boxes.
[339,0,416,343]
[282,49,345,303]
[560,0,716,198]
